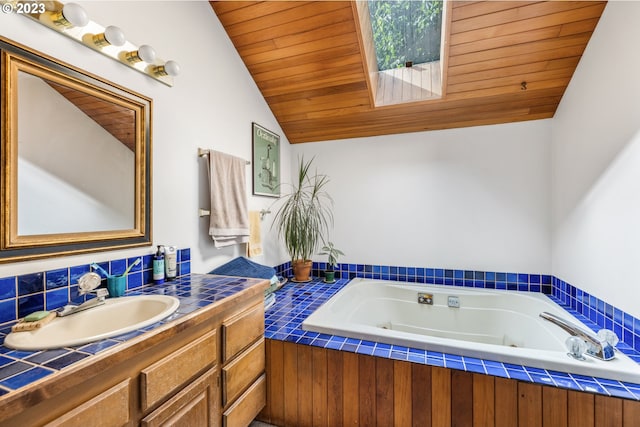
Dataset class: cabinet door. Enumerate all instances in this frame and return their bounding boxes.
[141,367,220,427]
[45,380,130,427]
[221,303,264,363]
[222,374,266,427]
[141,329,217,411]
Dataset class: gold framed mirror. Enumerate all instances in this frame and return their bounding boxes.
[0,36,152,262]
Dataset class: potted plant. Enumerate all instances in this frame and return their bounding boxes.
[272,157,333,282]
[319,242,344,283]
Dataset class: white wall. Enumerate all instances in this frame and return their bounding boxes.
[293,120,552,273]
[0,1,290,276]
[551,1,640,318]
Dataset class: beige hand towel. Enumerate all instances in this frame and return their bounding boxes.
[246,210,263,257]
[207,150,249,248]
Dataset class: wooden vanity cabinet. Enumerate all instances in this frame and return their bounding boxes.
[220,303,267,427]
[0,279,268,427]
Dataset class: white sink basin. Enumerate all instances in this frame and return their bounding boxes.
[4,295,180,351]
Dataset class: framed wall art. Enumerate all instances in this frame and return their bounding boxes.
[252,122,280,197]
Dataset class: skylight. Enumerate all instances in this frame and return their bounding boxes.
[365,0,445,105]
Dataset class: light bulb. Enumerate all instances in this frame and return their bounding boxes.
[51,2,88,28]
[163,60,180,76]
[124,45,156,64]
[137,45,156,63]
[93,25,125,47]
[153,60,180,77]
[104,26,125,46]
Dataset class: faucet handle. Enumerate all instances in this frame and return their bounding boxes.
[597,329,619,347]
[565,336,588,360]
[90,288,109,300]
[78,272,102,294]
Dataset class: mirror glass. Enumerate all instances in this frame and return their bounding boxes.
[17,72,135,235]
[1,37,152,262]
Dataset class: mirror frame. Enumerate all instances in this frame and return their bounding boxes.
[0,36,152,263]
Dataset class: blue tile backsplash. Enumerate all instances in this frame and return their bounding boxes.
[0,248,191,324]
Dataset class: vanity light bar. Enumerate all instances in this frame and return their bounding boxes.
[8,0,179,87]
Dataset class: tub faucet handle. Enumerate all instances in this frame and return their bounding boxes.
[417,293,433,305]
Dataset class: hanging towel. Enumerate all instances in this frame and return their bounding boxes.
[246,211,263,258]
[207,150,249,248]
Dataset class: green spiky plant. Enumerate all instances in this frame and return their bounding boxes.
[272,156,333,282]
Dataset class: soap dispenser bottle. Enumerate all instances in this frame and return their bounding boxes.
[153,245,165,284]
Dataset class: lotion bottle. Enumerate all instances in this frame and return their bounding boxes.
[153,245,165,284]
[164,245,177,281]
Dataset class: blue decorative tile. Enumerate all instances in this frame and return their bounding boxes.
[0,356,14,367]
[0,300,16,324]
[17,294,44,319]
[110,259,127,276]
[127,272,143,290]
[0,361,32,380]
[42,351,88,370]
[464,361,486,374]
[25,349,69,365]
[0,277,16,301]
[69,265,90,285]
[0,366,53,390]
[45,268,68,290]
[179,248,191,262]
[17,273,44,296]
[46,288,68,311]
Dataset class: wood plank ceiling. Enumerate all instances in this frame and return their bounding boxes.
[47,81,136,151]
[210,1,606,144]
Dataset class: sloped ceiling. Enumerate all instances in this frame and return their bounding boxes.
[211,1,606,143]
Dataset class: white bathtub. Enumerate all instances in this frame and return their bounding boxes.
[302,278,640,383]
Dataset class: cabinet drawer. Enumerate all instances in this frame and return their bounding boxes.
[221,303,264,362]
[46,379,130,427]
[222,338,265,407]
[222,374,266,427]
[141,329,217,411]
[141,367,219,427]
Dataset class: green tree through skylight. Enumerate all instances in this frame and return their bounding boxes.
[369,0,443,71]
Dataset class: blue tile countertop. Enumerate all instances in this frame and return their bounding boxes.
[264,278,640,401]
[0,274,265,397]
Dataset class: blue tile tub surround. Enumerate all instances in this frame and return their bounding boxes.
[275,261,640,355]
[264,275,640,401]
[275,261,553,294]
[0,273,261,395]
[0,248,192,324]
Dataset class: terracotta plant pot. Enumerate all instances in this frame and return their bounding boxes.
[292,259,313,282]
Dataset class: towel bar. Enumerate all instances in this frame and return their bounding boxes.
[198,147,250,165]
[200,209,270,219]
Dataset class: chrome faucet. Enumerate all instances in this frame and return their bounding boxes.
[57,288,109,317]
[539,311,615,361]
[57,272,109,317]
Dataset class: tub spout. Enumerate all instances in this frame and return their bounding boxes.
[539,312,615,361]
